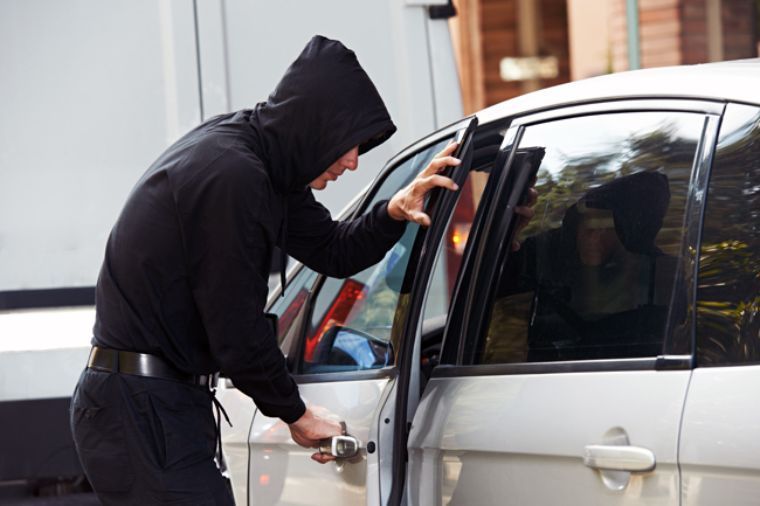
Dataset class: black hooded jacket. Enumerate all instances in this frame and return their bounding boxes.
[93,36,406,423]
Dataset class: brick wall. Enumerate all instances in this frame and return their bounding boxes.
[611,0,631,71]
[539,0,572,88]
[452,0,571,111]
[480,0,571,106]
[722,0,756,59]
[610,0,756,70]
[681,0,708,63]
[480,0,522,105]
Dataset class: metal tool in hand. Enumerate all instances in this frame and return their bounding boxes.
[318,421,361,459]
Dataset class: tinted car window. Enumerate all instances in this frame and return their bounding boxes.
[697,103,760,366]
[300,138,453,374]
[475,111,705,364]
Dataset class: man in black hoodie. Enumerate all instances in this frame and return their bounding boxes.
[70,36,461,505]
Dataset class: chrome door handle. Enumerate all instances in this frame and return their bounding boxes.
[318,435,361,459]
[583,444,656,472]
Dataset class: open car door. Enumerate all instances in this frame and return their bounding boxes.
[244,117,479,506]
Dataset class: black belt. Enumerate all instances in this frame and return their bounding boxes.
[87,345,219,388]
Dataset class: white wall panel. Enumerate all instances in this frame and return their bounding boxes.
[0,0,201,290]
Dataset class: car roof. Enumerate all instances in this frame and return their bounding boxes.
[476,59,760,125]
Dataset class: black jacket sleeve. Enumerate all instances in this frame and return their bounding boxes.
[186,160,305,424]
[283,189,407,278]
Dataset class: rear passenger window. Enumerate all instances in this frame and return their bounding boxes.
[697,103,760,366]
[476,111,705,364]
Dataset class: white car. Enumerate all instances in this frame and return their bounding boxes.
[219,59,760,506]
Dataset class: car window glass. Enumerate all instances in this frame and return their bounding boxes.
[474,111,705,364]
[423,171,490,317]
[301,137,453,374]
[697,103,760,366]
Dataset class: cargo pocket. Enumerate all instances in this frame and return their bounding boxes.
[71,382,135,493]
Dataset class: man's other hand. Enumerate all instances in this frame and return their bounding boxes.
[387,141,461,227]
[288,407,345,464]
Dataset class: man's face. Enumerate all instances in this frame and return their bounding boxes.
[576,207,622,266]
[309,146,360,190]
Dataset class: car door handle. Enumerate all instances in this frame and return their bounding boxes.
[583,444,656,472]
[318,435,361,459]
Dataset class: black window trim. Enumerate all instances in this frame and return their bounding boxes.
[670,112,723,357]
[440,99,725,375]
[447,125,527,367]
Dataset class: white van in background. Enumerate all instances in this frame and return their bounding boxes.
[0,0,462,498]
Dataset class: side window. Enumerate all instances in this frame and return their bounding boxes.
[474,111,706,364]
[697,103,760,366]
[300,138,453,374]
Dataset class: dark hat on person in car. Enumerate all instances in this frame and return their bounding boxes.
[566,171,671,255]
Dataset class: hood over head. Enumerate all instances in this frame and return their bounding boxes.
[249,35,397,193]
[563,170,671,255]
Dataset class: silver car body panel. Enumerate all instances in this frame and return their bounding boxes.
[407,370,691,505]
[247,377,392,505]
[680,366,760,506]
[477,60,760,127]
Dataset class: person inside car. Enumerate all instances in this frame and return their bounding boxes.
[494,170,680,361]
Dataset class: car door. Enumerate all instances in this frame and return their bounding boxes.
[243,117,483,506]
[407,100,722,505]
[679,103,760,505]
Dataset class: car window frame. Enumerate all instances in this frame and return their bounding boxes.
[434,99,724,378]
[283,120,468,384]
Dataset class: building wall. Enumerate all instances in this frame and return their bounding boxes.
[452,0,571,113]
[539,0,572,88]
[610,0,757,70]
[481,0,522,105]
[452,0,757,114]
[722,0,757,59]
[568,0,611,80]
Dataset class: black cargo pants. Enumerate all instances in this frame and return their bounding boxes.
[70,368,235,505]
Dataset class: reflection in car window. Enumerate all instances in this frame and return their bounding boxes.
[697,104,760,366]
[476,111,705,364]
[301,137,453,374]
